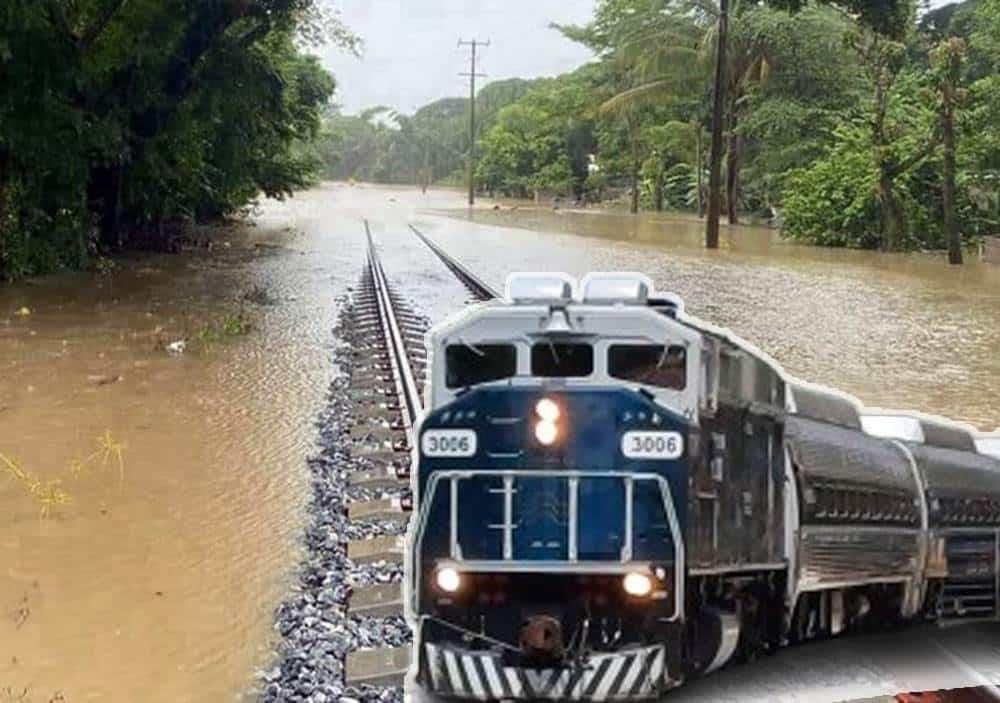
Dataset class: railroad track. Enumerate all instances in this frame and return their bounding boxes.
[408,224,499,301]
[340,225,424,691]
[341,223,497,694]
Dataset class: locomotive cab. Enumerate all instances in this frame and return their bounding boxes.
[408,274,702,700]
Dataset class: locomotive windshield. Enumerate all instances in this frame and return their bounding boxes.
[531,342,594,377]
[608,344,687,390]
[445,343,516,389]
[430,473,676,563]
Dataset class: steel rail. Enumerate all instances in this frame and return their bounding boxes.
[408,224,500,301]
[365,221,423,430]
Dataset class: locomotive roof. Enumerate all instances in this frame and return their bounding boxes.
[788,383,862,430]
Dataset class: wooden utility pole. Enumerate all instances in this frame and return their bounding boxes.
[705,0,729,249]
[459,38,489,207]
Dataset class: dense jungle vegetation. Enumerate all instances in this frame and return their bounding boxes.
[322,0,1000,257]
[0,1,357,281]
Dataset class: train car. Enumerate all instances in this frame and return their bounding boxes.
[404,273,1000,701]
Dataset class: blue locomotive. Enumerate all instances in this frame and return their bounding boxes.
[404,273,1000,701]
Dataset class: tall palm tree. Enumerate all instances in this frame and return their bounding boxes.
[693,0,774,225]
[595,2,704,214]
[600,0,774,239]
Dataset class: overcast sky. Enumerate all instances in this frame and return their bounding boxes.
[319,0,958,116]
[319,1,597,115]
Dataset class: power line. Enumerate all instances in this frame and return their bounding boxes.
[458,38,489,207]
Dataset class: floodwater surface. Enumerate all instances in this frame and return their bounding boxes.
[0,197,362,701]
[1,183,998,703]
[415,198,1000,430]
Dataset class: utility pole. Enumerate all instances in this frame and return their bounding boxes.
[705,0,728,249]
[459,38,489,207]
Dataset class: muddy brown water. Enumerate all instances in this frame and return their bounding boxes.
[1,183,998,702]
[413,201,1000,431]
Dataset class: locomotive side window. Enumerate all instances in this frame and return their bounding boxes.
[608,345,687,390]
[530,343,594,377]
[445,344,516,389]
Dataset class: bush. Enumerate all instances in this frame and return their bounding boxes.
[781,124,882,248]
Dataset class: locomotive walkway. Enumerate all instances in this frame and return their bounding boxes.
[332,222,1000,702]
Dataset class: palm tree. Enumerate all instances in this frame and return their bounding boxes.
[599,0,774,240]
[595,3,704,215]
[693,0,774,225]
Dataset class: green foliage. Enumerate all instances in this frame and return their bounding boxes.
[476,71,598,198]
[782,58,952,251]
[313,78,536,185]
[782,123,882,247]
[0,0,350,281]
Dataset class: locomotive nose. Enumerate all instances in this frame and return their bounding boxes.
[519,615,565,662]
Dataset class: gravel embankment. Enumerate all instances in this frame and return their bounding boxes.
[259,295,411,703]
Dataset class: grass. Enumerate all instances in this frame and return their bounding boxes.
[0,454,71,519]
[2,431,127,518]
[70,431,127,484]
[194,309,252,347]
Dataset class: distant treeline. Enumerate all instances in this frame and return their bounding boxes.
[0,1,357,281]
[313,78,538,188]
[317,0,1000,253]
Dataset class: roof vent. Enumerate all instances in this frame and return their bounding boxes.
[790,383,861,429]
[580,273,651,305]
[859,414,925,443]
[920,419,977,452]
[505,273,575,305]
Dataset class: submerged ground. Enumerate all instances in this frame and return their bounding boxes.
[0,183,998,702]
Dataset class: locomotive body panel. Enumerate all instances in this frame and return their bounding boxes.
[688,403,786,573]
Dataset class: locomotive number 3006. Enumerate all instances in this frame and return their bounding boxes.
[621,431,684,460]
[421,429,478,458]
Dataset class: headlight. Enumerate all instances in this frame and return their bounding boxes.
[534,397,562,446]
[535,398,561,422]
[435,567,462,593]
[623,572,653,598]
[535,419,559,446]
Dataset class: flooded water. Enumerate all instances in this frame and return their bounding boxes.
[0,196,364,702]
[1,183,999,702]
[413,199,1000,431]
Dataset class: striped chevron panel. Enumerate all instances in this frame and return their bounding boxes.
[422,642,670,701]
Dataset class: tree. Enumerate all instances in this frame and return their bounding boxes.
[0,0,355,280]
[738,6,866,215]
[475,73,597,199]
[558,0,703,215]
[702,0,913,247]
[781,65,939,251]
[930,37,967,264]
